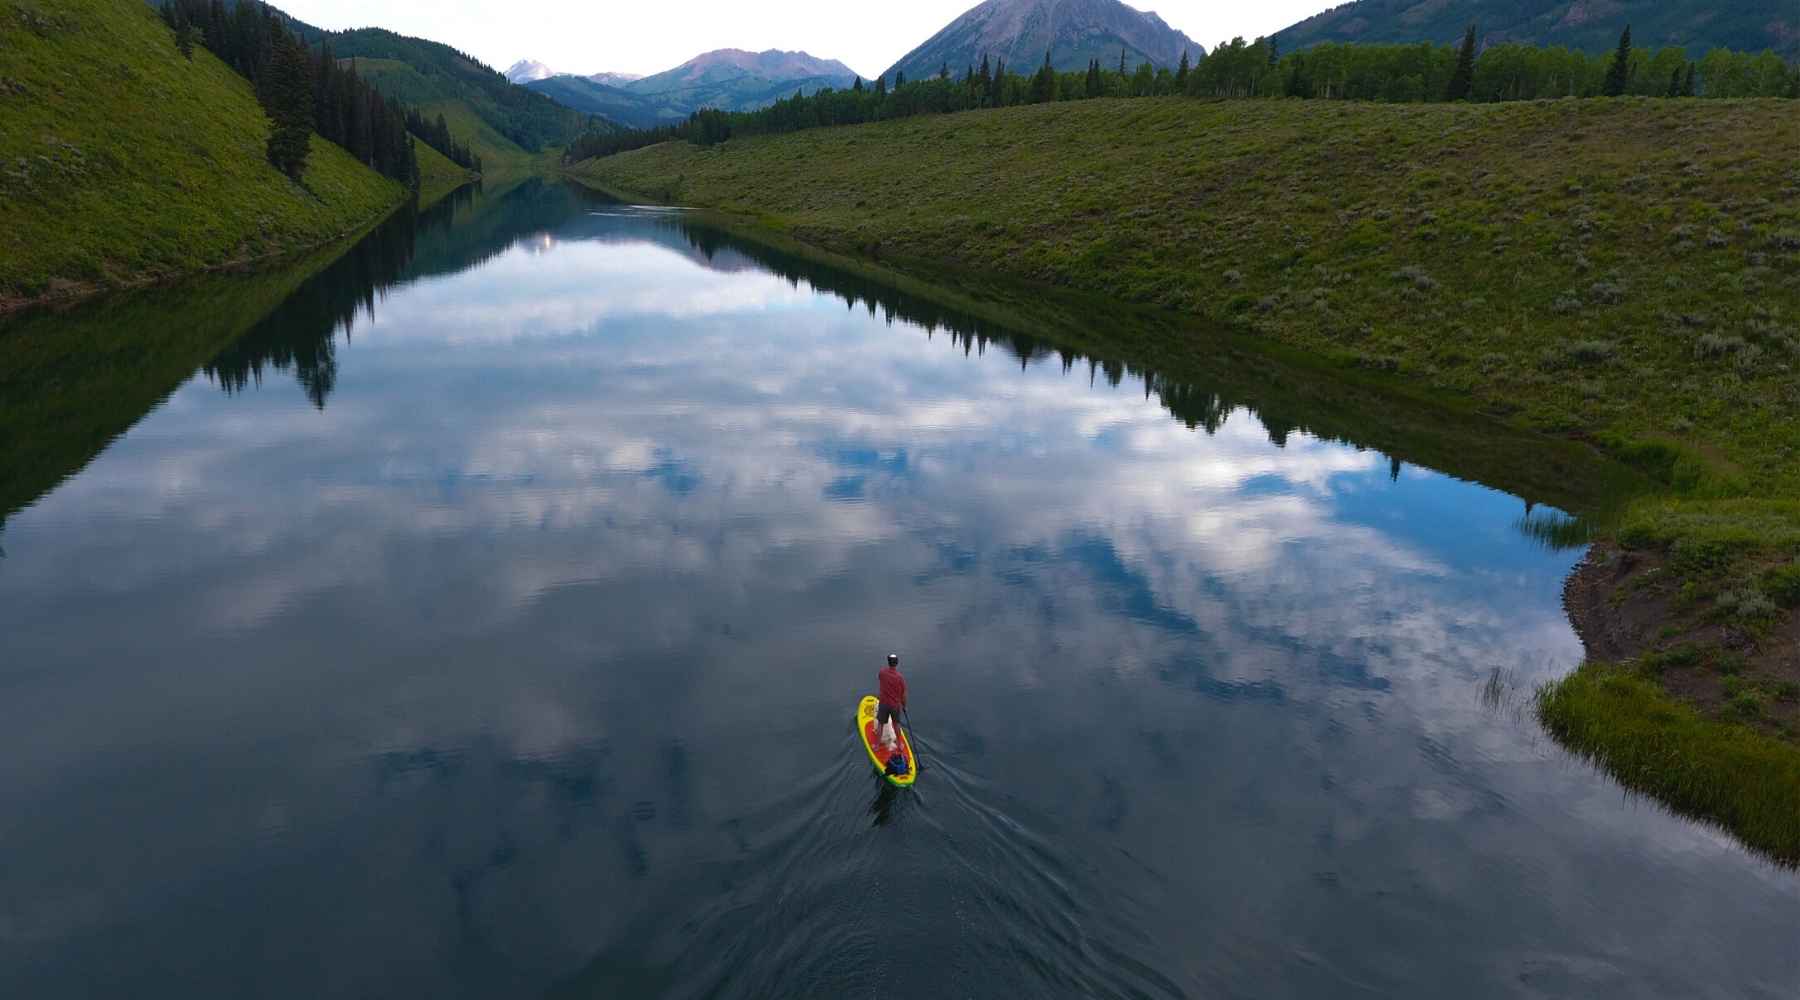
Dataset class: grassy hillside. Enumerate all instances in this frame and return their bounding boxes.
[572,96,1800,860]
[412,138,472,209]
[349,57,537,169]
[1275,0,1800,59]
[326,28,587,155]
[0,0,405,308]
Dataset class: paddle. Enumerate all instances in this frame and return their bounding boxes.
[902,707,923,774]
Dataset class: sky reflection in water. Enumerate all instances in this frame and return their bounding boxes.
[0,183,1794,998]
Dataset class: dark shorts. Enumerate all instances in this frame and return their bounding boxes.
[877,701,900,727]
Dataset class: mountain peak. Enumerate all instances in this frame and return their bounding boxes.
[504,59,555,84]
[523,47,860,129]
[670,48,856,81]
[884,0,1204,82]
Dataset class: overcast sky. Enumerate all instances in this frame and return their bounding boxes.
[278,0,1333,79]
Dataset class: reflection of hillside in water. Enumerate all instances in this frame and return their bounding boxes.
[654,215,1644,522]
[0,173,1633,552]
[188,177,1636,532]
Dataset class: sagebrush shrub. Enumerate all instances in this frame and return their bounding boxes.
[1695,334,1748,359]
[1567,340,1617,364]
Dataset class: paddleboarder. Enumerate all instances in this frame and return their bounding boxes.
[877,653,907,750]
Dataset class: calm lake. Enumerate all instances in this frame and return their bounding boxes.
[1,179,1795,998]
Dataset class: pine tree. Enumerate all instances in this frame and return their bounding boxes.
[1119,47,1127,76]
[895,70,906,89]
[161,1,197,60]
[1445,25,1476,101]
[206,0,226,52]
[262,26,314,180]
[852,76,863,93]
[1285,52,1310,98]
[1681,62,1697,97]
[875,75,886,97]
[1667,65,1682,97]
[940,61,950,81]
[313,41,339,140]
[1176,50,1190,88]
[1602,25,1632,97]
[1030,49,1056,103]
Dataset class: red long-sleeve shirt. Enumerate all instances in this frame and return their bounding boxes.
[878,665,907,710]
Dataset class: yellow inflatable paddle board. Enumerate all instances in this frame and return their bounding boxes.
[857,695,917,787]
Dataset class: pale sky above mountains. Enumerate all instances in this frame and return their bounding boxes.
[279,0,1330,80]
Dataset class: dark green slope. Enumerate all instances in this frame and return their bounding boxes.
[1275,0,1800,58]
[323,27,591,154]
[133,0,562,164]
[524,76,672,130]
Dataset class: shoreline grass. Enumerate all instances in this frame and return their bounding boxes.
[1539,663,1800,865]
[569,96,1800,858]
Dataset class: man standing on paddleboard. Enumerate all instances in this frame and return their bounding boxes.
[877,653,907,750]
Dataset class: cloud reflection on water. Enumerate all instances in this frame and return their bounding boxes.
[0,195,1794,998]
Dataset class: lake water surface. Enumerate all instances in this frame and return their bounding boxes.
[1,180,1795,998]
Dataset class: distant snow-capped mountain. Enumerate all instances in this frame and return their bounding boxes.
[504,59,556,84]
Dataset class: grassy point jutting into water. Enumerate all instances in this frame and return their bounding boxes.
[2,0,1798,996]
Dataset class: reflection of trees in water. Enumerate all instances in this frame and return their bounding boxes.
[665,218,1620,543]
[404,177,603,279]
[672,219,1360,455]
[204,200,424,409]
[208,180,1380,446]
[187,183,1606,540]
[1516,507,1594,550]
[200,179,610,410]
